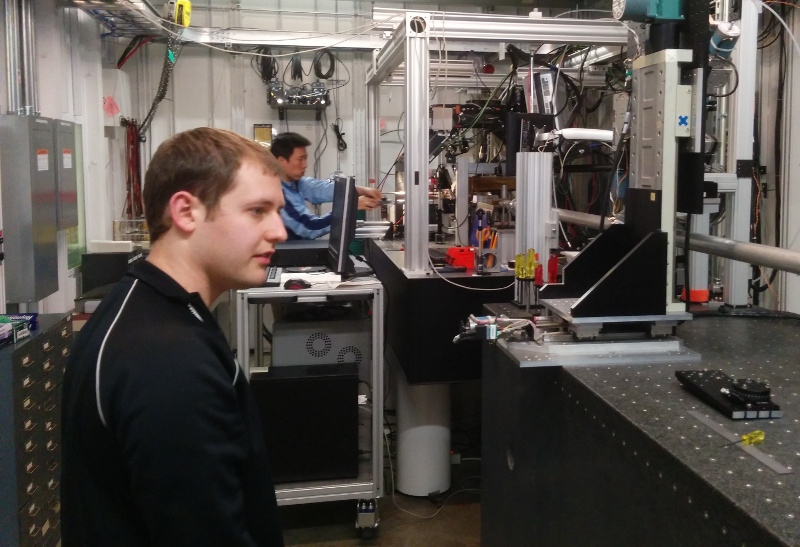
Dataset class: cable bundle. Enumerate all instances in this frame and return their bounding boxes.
[312,49,335,79]
[121,119,144,219]
[290,53,303,81]
[139,34,183,136]
[251,46,277,84]
[117,35,155,69]
[332,120,347,151]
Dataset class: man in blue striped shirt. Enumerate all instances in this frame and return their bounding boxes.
[271,132,382,239]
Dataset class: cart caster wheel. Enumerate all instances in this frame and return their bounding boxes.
[355,498,379,539]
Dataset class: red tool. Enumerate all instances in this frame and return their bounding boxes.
[534,263,544,287]
[547,253,559,284]
[445,247,475,269]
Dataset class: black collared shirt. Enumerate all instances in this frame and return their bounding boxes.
[61,261,283,546]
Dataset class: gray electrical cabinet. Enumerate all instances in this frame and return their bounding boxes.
[0,116,59,303]
[54,120,79,230]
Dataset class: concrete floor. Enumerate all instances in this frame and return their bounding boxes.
[281,463,481,546]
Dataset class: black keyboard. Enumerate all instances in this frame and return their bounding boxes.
[265,266,283,287]
[429,247,448,266]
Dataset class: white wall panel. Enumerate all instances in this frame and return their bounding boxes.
[25,5,106,312]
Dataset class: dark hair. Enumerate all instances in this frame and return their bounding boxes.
[270,132,311,160]
[144,127,284,243]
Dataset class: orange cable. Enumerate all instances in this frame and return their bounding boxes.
[759,266,779,300]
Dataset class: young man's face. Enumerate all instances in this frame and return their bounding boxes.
[277,146,308,182]
[194,158,287,294]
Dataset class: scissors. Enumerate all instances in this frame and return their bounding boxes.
[475,226,490,249]
[472,209,491,248]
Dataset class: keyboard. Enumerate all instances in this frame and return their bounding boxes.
[429,247,448,267]
[265,266,283,287]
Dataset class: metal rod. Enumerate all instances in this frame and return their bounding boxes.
[676,231,800,276]
[4,0,21,113]
[554,208,613,229]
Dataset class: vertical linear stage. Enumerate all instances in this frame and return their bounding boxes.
[403,13,431,272]
[630,50,693,314]
[515,152,555,300]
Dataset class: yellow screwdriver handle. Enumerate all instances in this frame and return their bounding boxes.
[526,249,537,278]
[515,253,525,279]
[741,430,765,445]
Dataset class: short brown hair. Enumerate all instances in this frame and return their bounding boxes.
[144,127,284,243]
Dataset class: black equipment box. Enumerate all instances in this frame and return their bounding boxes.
[81,250,145,294]
[271,240,328,267]
[250,363,359,483]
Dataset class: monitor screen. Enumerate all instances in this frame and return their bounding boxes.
[327,176,358,275]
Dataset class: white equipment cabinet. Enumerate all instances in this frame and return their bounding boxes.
[235,280,384,536]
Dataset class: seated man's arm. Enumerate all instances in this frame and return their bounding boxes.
[280,201,332,239]
[296,176,335,205]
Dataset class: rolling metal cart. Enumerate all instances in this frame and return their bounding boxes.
[236,280,384,536]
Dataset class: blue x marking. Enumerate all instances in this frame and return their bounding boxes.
[678,115,689,126]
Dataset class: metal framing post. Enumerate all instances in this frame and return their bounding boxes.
[455,154,470,246]
[403,12,431,272]
[515,152,556,301]
[723,2,758,306]
[366,68,380,216]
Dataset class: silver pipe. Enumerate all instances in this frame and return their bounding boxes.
[676,231,800,276]
[562,46,620,68]
[20,0,36,115]
[555,208,612,229]
[4,0,21,113]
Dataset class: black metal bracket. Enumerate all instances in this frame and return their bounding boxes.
[736,160,754,178]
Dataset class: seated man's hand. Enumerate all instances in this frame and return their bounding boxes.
[358,195,380,210]
[356,186,382,210]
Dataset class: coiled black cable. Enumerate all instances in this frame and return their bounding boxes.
[251,46,277,84]
[290,53,303,81]
[313,49,336,79]
[332,120,347,151]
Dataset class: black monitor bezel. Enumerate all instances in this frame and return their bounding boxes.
[327,176,358,275]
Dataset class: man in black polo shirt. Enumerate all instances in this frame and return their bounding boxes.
[61,127,287,546]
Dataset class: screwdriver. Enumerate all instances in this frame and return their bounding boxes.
[724,430,765,447]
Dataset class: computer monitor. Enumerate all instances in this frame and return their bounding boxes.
[327,176,358,275]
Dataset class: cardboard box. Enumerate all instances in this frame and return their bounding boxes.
[1,313,38,331]
[0,320,31,349]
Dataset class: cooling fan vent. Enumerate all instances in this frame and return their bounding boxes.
[337,345,363,366]
[306,332,332,358]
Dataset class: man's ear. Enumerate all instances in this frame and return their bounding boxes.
[168,191,203,234]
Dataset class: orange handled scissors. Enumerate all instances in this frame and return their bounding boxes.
[475,226,490,248]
